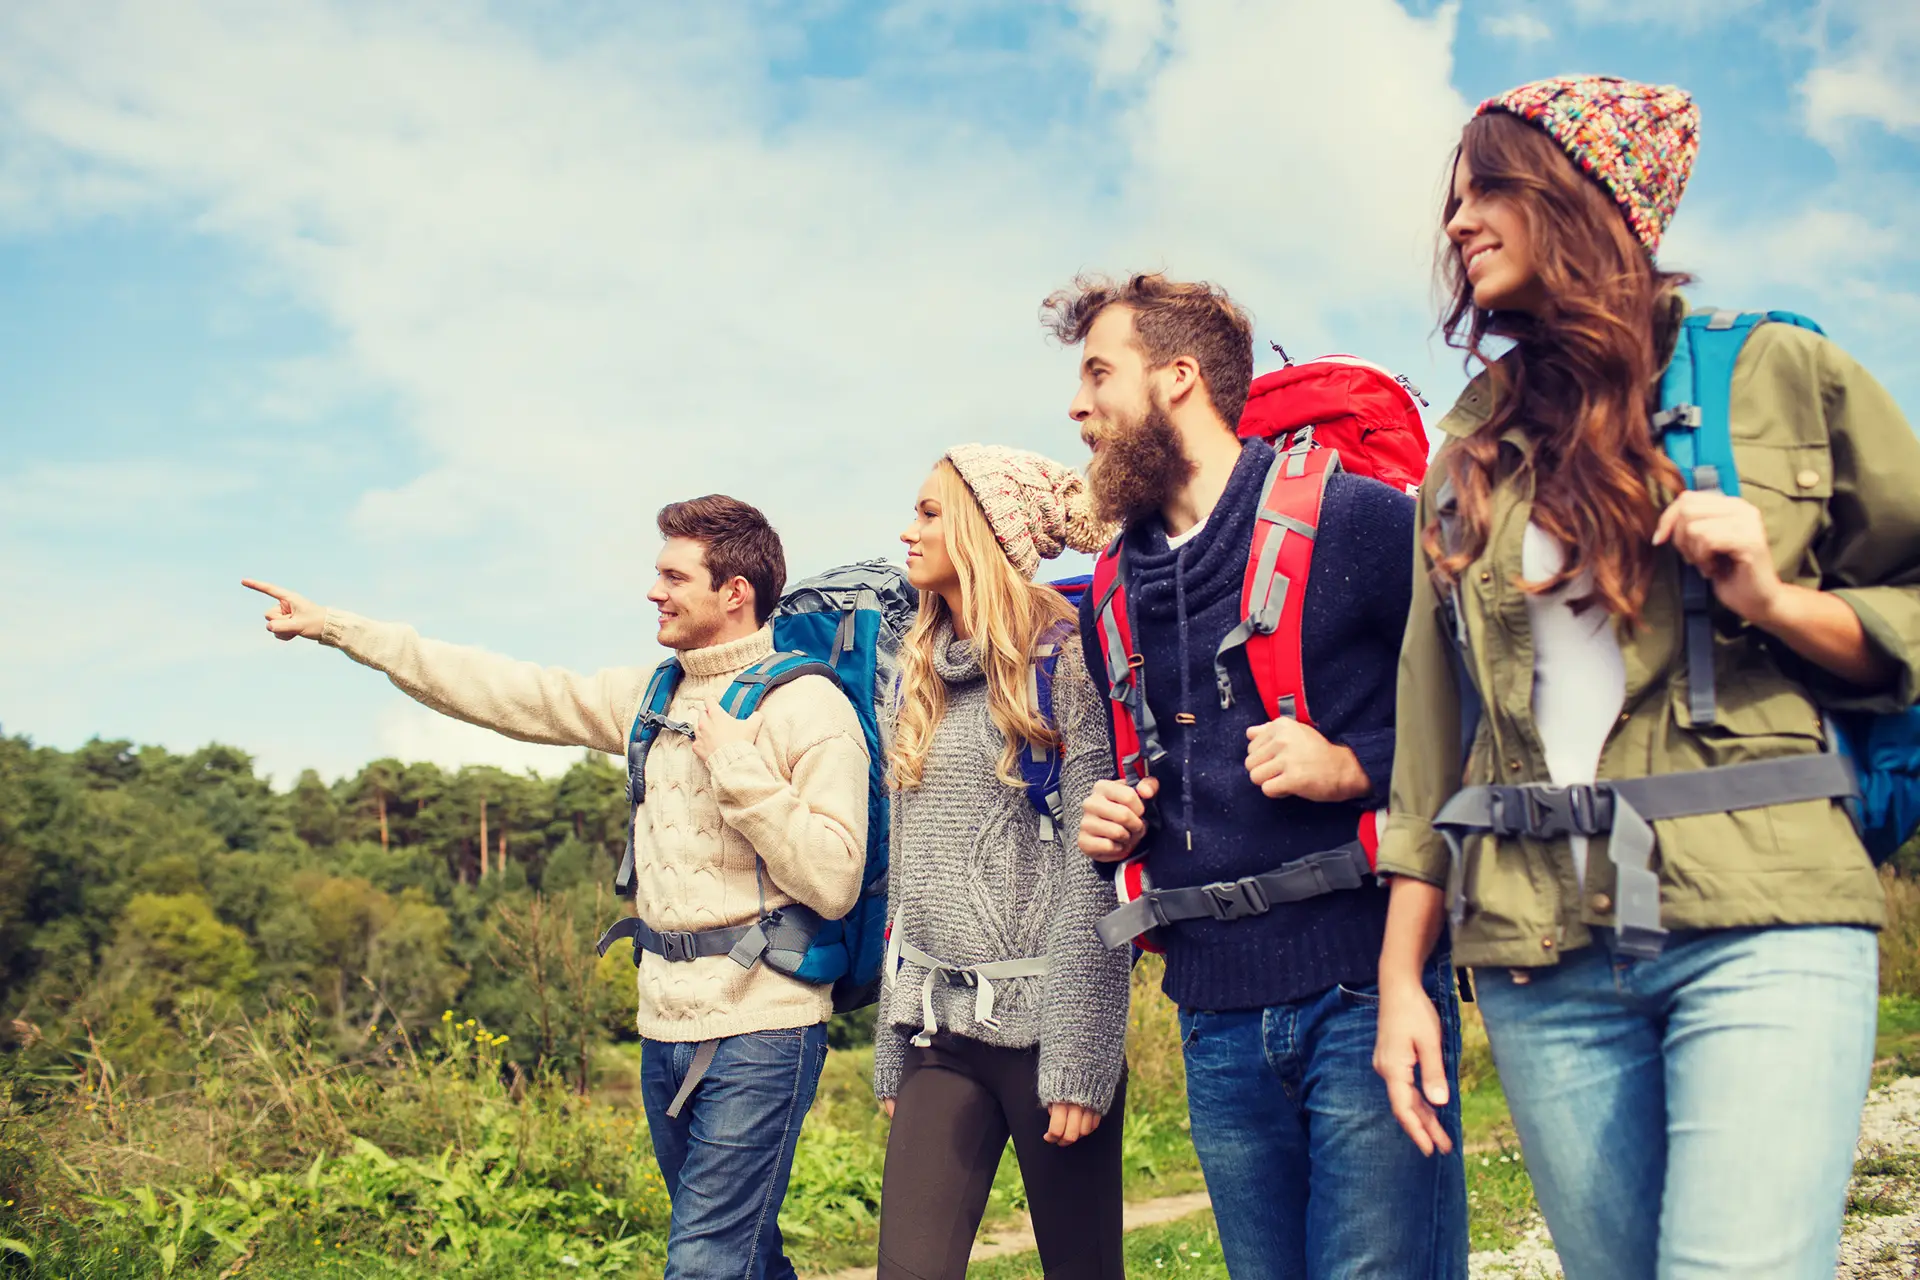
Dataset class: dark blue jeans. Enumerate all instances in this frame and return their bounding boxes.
[641,1026,829,1280]
[1178,959,1467,1280]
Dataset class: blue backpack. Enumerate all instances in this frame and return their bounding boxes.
[1659,309,1920,863]
[595,560,916,1012]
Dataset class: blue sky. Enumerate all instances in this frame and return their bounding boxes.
[2,0,1915,784]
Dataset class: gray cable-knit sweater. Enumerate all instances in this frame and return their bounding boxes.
[872,619,1131,1114]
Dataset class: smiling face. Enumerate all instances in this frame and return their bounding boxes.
[1446,152,1546,315]
[900,469,960,600]
[646,536,739,651]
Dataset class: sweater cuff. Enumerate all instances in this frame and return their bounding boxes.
[1334,725,1396,809]
[1036,1061,1121,1116]
[319,608,363,650]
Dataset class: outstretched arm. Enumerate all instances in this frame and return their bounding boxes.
[243,579,643,756]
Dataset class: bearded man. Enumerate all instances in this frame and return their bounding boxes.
[1043,274,1466,1280]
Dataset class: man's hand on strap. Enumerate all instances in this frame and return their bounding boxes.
[1245,718,1369,803]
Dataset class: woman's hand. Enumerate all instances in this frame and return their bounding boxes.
[1374,978,1454,1157]
[1044,1102,1101,1146]
[1652,490,1782,625]
[881,1099,895,1119]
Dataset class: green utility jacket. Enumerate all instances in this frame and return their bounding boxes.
[1378,310,1920,968]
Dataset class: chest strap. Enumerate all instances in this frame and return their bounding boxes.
[887,925,1051,1047]
[1434,752,1857,960]
[595,915,758,966]
[1091,840,1372,950]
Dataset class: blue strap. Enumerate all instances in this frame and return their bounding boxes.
[1021,621,1070,839]
[719,652,842,719]
[616,657,683,896]
[1655,310,1825,729]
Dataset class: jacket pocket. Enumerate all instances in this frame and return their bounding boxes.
[1735,442,1832,584]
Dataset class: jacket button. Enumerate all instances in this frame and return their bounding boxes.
[1796,469,1820,489]
[1508,760,1522,772]
[1479,571,1492,583]
[1541,937,1555,950]
[1619,711,1630,724]
[1589,893,1612,914]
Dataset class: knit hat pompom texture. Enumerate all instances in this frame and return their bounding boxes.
[1477,75,1699,256]
[942,445,1116,579]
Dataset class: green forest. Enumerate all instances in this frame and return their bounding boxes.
[1,729,1916,1278]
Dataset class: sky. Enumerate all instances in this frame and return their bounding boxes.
[2,0,1916,785]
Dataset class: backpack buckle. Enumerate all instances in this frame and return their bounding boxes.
[1203,876,1271,922]
[1489,784,1614,840]
[655,930,697,962]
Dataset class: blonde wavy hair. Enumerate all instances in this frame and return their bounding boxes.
[890,460,1076,792]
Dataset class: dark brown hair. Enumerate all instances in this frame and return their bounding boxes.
[1430,111,1689,625]
[1041,273,1255,425]
[656,495,786,625]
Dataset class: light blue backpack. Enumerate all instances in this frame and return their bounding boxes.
[1658,309,1920,864]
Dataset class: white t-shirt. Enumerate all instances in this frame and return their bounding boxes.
[1166,514,1208,550]
[1522,523,1626,888]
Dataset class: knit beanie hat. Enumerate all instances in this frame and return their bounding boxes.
[1477,75,1699,256]
[943,445,1116,579]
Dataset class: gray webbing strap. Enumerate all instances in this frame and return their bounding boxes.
[1435,753,1857,959]
[1093,842,1372,949]
[892,935,1050,1046]
[594,915,758,966]
[665,1039,719,1119]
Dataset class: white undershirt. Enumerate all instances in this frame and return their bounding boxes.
[1166,514,1208,549]
[1522,523,1626,888]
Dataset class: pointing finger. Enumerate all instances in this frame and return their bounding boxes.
[241,579,290,604]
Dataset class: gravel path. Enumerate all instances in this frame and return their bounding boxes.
[1469,1076,1920,1279]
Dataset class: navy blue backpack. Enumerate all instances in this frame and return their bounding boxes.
[596,560,916,1012]
[1659,309,1920,863]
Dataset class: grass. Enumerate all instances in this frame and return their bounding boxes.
[6,876,1917,1279]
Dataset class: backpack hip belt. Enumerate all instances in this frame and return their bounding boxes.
[1093,838,1374,950]
[886,920,1050,1047]
[1434,752,1857,959]
[594,904,825,970]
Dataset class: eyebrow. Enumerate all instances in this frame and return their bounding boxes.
[1081,355,1111,374]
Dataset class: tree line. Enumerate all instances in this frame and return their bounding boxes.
[0,730,640,1091]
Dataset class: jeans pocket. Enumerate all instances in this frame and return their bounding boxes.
[1337,982,1382,1008]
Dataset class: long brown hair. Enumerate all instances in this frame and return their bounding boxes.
[1429,110,1689,624]
[889,461,1075,792]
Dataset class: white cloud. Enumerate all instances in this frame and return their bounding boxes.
[1801,1,1920,144]
[1483,11,1552,45]
[0,0,1476,771]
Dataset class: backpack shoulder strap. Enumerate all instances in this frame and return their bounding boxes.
[616,656,684,895]
[1091,534,1164,784]
[1019,619,1072,841]
[719,652,844,720]
[1433,474,1485,773]
[1655,309,1827,729]
[1213,443,1340,725]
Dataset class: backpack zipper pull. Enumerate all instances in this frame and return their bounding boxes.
[1396,373,1429,407]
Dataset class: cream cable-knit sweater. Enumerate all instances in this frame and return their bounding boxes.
[321,613,869,1042]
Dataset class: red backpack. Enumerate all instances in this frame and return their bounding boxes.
[1089,355,1428,951]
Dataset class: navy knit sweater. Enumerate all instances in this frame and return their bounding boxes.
[1077,439,1415,1011]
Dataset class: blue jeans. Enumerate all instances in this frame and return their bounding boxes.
[1178,959,1468,1280]
[641,1026,829,1280]
[1477,925,1878,1280]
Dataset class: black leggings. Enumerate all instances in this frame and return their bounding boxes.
[875,1033,1126,1280]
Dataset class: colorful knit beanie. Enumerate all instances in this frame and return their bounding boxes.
[943,445,1116,579]
[1477,75,1699,256]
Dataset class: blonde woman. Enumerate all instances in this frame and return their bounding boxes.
[874,446,1131,1280]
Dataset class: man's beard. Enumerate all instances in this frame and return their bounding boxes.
[1085,399,1196,526]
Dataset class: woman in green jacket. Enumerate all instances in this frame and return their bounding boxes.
[1372,75,1920,1279]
